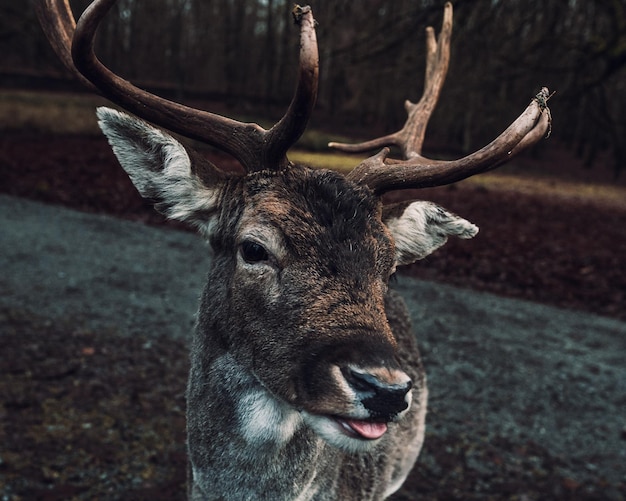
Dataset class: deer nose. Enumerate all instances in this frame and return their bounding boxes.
[342,367,412,419]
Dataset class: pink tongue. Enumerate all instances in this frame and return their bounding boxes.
[346,420,388,440]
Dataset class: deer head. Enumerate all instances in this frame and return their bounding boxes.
[36,0,551,497]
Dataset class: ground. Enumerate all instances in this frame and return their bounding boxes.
[2,134,624,320]
[1,133,625,500]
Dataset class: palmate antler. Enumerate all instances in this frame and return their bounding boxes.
[34,0,319,172]
[330,2,552,194]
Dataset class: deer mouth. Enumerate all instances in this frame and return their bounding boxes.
[332,416,388,440]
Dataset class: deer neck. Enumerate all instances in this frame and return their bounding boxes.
[187,318,342,500]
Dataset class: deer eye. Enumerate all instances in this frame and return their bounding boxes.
[240,240,270,264]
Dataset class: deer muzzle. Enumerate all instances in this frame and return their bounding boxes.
[341,366,412,421]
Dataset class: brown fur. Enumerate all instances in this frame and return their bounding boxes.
[97,109,479,500]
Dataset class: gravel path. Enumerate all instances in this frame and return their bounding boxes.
[1,194,624,496]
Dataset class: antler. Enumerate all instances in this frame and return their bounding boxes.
[34,0,319,172]
[330,2,552,194]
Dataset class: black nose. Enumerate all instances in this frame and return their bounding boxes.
[342,367,412,419]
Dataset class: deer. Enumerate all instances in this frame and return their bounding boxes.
[35,1,552,499]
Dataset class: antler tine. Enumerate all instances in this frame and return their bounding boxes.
[33,0,97,92]
[332,1,552,195]
[36,0,319,172]
[266,6,319,168]
[329,2,452,158]
[347,88,553,193]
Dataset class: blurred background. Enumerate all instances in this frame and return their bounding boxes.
[2,0,625,175]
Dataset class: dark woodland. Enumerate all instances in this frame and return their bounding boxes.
[2,0,625,176]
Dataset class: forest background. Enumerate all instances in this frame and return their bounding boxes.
[1,0,625,178]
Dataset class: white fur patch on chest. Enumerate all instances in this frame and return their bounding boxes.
[237,386,303,445]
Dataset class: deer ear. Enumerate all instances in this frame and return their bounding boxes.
[383,201,478,266]
[96,107,225,235]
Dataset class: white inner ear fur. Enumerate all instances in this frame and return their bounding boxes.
[96,107,221,236]
[385,201,478,266]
